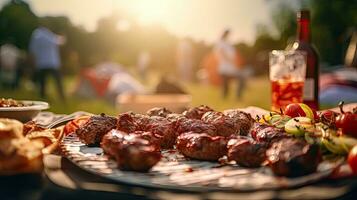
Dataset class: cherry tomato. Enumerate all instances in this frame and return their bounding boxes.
[63,115,90,135]
[348,145,357,175]
[335,102,357,138]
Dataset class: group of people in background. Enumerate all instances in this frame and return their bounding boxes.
[1,24,250,101]
[0,22,66,101]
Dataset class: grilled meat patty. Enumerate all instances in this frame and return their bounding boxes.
[175,118,217,136]
[223,109,254,135]
[266,138,321,177]
[182,105,214,119]
[227,136,268,168]
[176,132,228,161]
[201,111,241,137]
[116,113,176,149]
[101,129,161,172]
[146,107,172,118]
[250,123,289,145]
[75,114,117,145]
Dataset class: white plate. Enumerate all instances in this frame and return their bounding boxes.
[0,100,49,122]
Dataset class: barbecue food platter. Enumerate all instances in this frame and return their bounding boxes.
[59,105,352,192]
[61,134,341,191]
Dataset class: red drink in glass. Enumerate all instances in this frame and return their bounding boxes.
[271,79,304,111]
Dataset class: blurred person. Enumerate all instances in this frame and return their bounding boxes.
[0,40,20,89]
[176,38,193,82]
[29,23,66,100]
[137,51,151,81]
[214,29,245,99]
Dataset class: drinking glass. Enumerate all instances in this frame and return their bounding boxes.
[269,50,306,112]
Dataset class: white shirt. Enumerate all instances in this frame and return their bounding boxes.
[0,43,19,70]
[214,40,238,75]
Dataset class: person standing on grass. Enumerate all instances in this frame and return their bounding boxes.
[214,29,244,99]
[29,22,66,100]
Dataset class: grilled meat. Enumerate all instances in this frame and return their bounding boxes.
[175,118,217,136]
[223,109,254,135]
[142,117,176,149]
[117,113,176,149]
[266,138,321,177]
[227,137,268,168]
[183,105,214,119]
[201,111,240,137]
[146,107,172,117]
[75,114,117,145]
[101,129,161,172]
[250,123,289,145]
[176,132,228,161]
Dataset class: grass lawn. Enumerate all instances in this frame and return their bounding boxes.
[1,75,271,115]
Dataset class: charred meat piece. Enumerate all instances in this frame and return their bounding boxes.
[101,129,161,172]
[143,117,176,149]
[117,112,141,133]
[166,113,186,123]
[250,123,289,145]
[75,114,117,145]
[266,138,321,177]
[117,113,175,149]
[176,132,228,161]
[201,111,240,137]
[183,105,214,119]
[223,109,254,135]
[175,118,217,136]
[227,137,268,168]
[146,107,172,117]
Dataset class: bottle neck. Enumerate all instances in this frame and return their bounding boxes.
[297,19,310,43]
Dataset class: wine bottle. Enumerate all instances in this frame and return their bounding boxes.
[291,10,319,110]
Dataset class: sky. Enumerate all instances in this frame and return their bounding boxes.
[1,0,277,44]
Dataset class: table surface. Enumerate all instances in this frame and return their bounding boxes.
[1,104,357,200]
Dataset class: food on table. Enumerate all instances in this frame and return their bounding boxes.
[284,117,314,136]
[101,129,161,172]
[0,98,25,107]
[142,116,176,149]
[116,112,143,133]
[146,107,172,117]
[0,118,24,139]
[348,145,357,175]
[266,138,321,177]
[223,109,254,135]
[284,103,317,120]
[227,137,268,168]
[258,113,291,129]
[0,118,61,173]
[176,132,227,161]
[175,118,217,136]
[63,115,90,135]
[75,113,117,145]
[23,121,46,135]
[67,102,356,176]
[250,123,289,145]
[182,105,214,119]
[117,112,176,149]
[335,101,357,137]
[318,110,337,128]
[201,111,240,137]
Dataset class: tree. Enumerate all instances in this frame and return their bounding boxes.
[0,0,38,49]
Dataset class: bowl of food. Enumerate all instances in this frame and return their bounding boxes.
[0,98,49,122]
